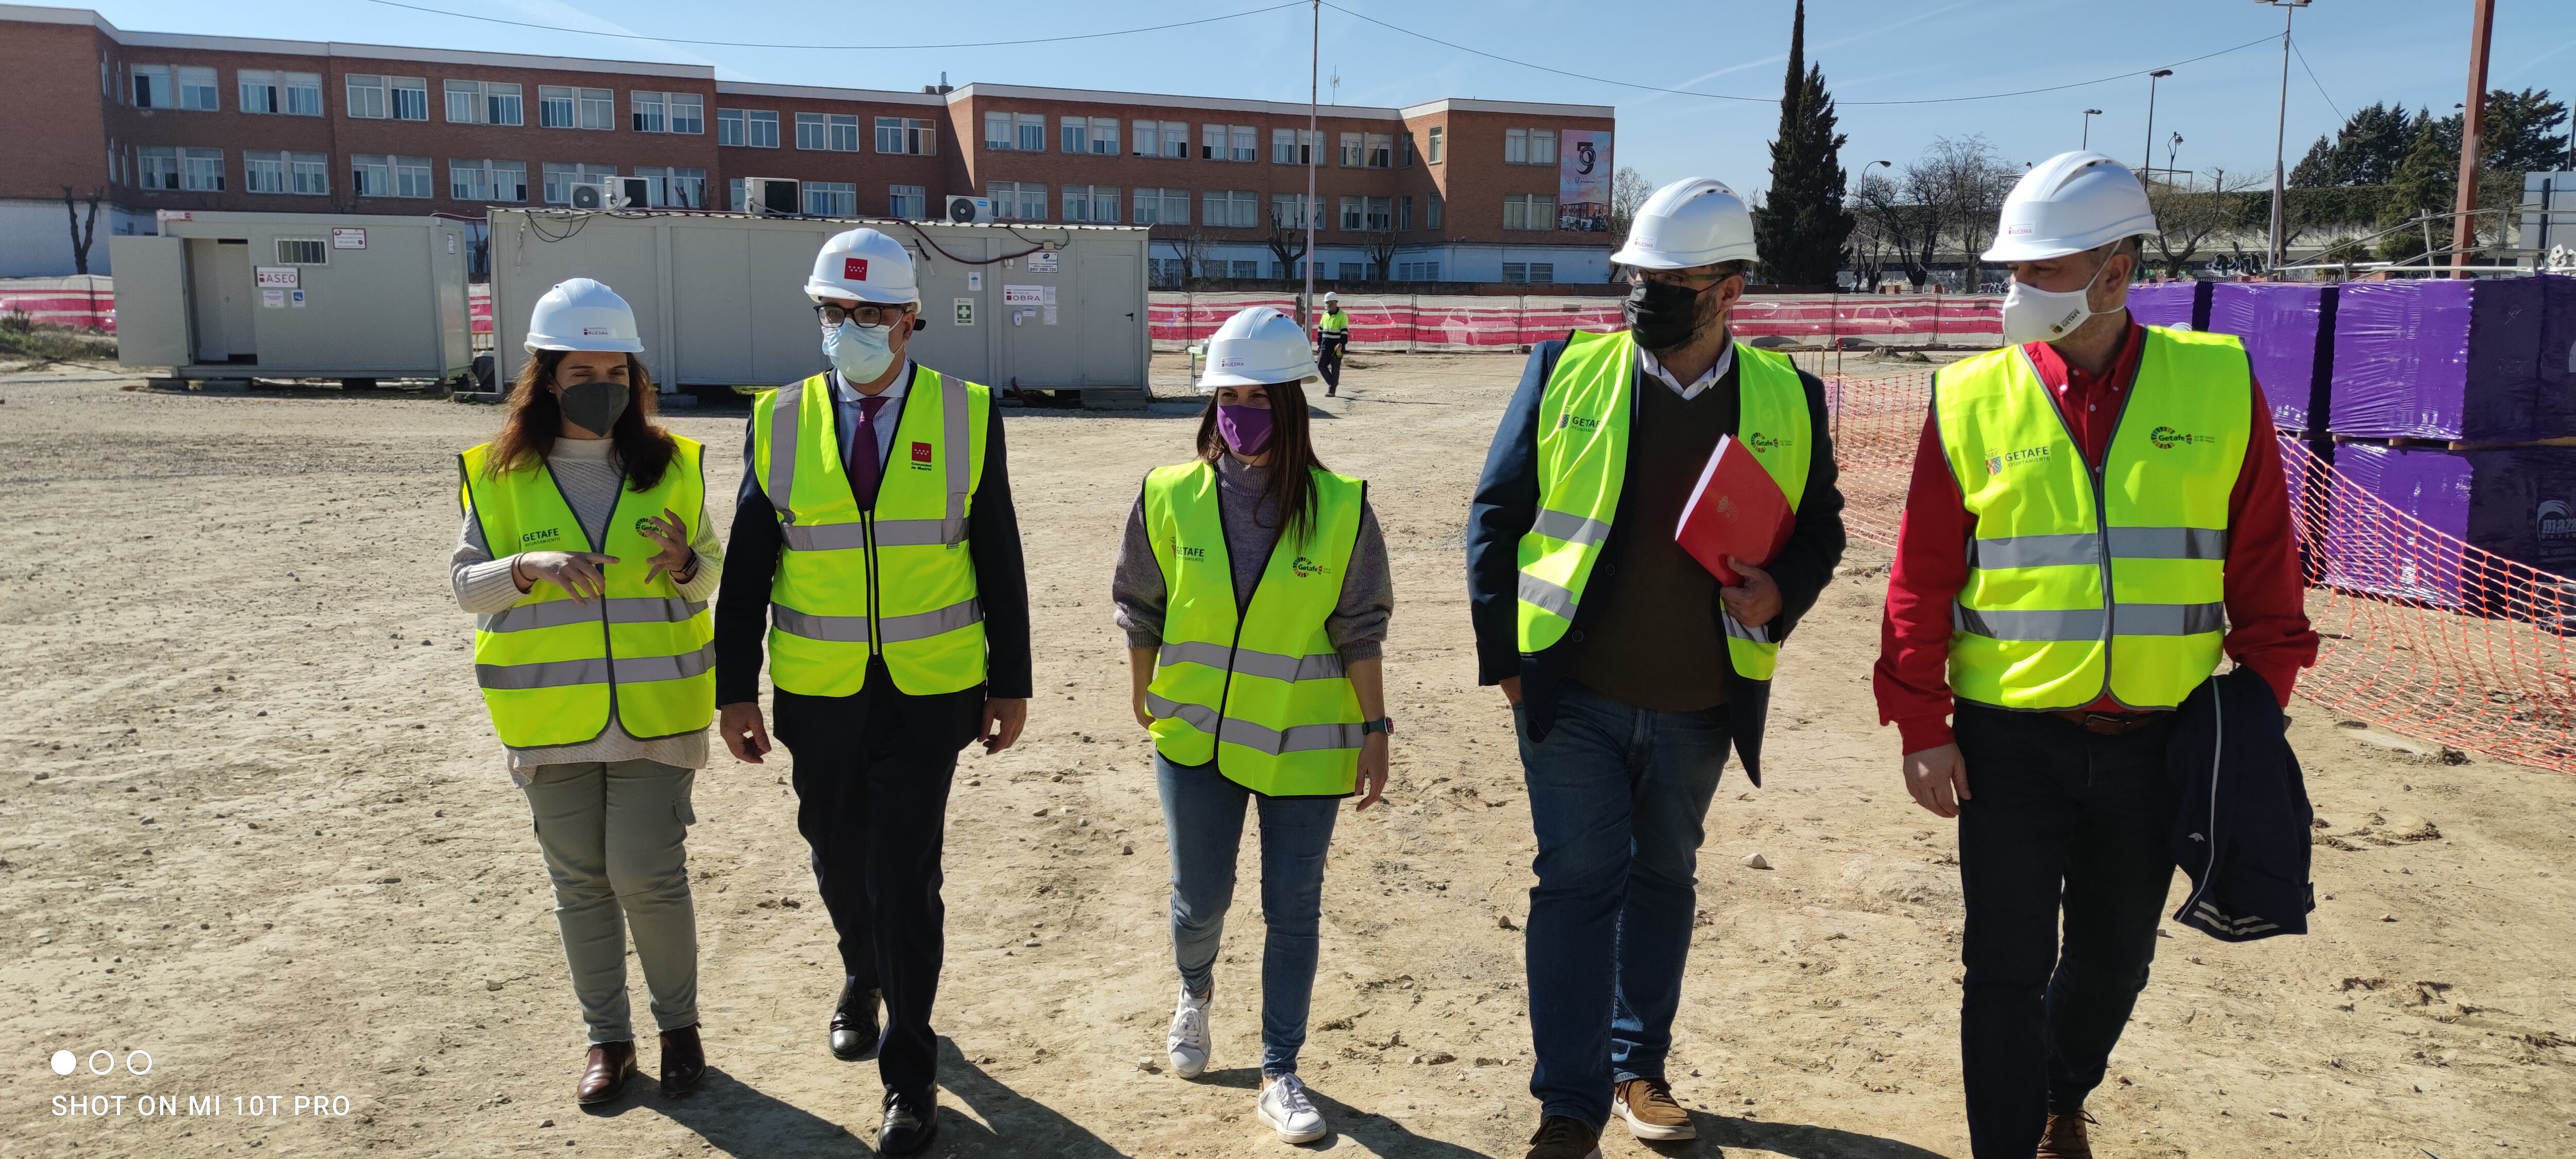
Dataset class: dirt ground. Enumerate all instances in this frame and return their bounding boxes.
[2,350,2571,1159]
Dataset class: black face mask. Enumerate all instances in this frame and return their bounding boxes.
[558,380,630,437]
[1623,278,1714,352]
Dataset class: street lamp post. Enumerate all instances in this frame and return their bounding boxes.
[2168,132,2185,180]
[2082,108,2102,149]
[2143,69,2173,175]
[2255,0,2312,272]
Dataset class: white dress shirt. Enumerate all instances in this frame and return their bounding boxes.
[832,360,915,470]
[1636,340,1735,402]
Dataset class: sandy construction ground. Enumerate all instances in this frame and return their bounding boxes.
[2,351,2572,1159]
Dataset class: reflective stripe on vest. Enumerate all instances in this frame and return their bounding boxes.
[750,369,991,697]
[1513,330,1811,681]
[460,436,715,749]
[1933,326,2251,711]
[1142,460,1368,797]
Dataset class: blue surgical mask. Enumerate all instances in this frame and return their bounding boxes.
[823,320,895,382]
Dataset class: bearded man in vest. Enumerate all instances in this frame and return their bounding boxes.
[712,227,1031,1156]
[1467,177,1849,1159]
[1871,154,2316,1159]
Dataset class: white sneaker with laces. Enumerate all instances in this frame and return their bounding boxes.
[1166,986,1211,1079]
[1257,1072,1327,1144]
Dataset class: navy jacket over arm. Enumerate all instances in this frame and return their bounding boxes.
[1465,336,1848,783]
[2166,664,2315,942]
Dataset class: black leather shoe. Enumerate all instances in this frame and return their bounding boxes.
[658,1024,704,1096]
[877,1088,938,1156]
[829,980,880,1061]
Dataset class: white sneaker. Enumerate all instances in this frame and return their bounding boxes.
[1257,1072,1327,1144]
[1166,985,1211,1079]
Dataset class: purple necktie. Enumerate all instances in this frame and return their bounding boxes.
[850,395,889,508]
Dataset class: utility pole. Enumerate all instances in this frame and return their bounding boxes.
[2451,0,2496,277]
[2143,69,2172,175]
[1304,0,1319,327]
[2258,0,2309,274]
[2082,108,2101,150]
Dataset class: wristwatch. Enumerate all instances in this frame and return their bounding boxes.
[1360,717,1395,737]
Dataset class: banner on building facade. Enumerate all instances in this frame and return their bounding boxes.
[1558,130,1612,233]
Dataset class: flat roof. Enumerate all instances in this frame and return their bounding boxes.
[3,3,1611,118]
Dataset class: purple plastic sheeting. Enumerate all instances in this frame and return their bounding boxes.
[2322,443,2576,611]
[2533,272,2576,436]
[2127,280,2210,332]
[2328,278,2548,441]
[2207,283,2337,432]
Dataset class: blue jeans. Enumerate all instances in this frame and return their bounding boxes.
[1517,682,1731,1128]
[1156,754,1341,1076]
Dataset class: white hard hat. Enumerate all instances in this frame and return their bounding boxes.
[524,278,643,353]
[1609,177,1757,270]
[804,227,919,304]
[1984,151,2158,263]
[1323,292,1340,303]
[1198,306,1318,391]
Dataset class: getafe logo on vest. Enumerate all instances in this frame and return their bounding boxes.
[1745,431,1792,451]
[519,527,561,547]
[1292,555,1329,578]
[2148,425,2215,449]
[1985,445,2054,475]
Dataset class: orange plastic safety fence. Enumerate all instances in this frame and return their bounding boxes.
[1825,369,2576,773]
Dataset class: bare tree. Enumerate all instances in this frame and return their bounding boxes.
[1843,198,1891,291]
[1606,165,1654,266]
[1851,169,1947,289]
[61,185,103,277]
[2146,167,2264,278]
[1906,135,2014,291]
[1361,230,1399,282]
[1264,214,1309,282]
[1178,230,1219,286]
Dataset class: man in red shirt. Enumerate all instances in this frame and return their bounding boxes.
[1872,153,2316,1158]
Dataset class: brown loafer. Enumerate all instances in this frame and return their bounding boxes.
[575,1041,636,1105]
[659,1024,705,1095]
[2037,1107,2096,1158]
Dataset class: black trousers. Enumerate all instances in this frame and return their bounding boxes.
[1954,702,2178,1159]
[773,668,982,1101]
[1317,333,1346,389]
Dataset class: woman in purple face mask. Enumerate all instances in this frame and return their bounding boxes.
[1108,306,1395,1144]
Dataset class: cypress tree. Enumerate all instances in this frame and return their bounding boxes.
[1755,0,1855,286]
[2377,117,2454,263]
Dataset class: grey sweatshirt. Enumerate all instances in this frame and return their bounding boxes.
[452,435,725,781]
[1111,455,1391,659]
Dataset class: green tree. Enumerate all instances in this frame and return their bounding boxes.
[2377,118,2455,264]
[2294,101,2415,187]
[2289,133,2334,188]
[2436,88,2571,174]
[1754,0,1854,285]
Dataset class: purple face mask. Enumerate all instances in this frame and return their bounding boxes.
[1215,403,1275,456]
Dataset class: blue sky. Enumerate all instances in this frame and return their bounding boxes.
[61,0,2576,194]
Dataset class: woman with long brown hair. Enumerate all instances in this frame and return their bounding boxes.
[1111,305,1394,1145]
[449,279,721,1106]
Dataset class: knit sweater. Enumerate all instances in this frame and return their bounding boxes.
[1562,369,1733,711]
[1111,455,1391,660]
[451,435,725,782]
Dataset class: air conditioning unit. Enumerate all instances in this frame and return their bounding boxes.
[743,177,801,216]
[945,195,995,224]
[567,179,617,210]
[617,176,653,209]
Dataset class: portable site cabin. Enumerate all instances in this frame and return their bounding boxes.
[485,208,1150,401]
[108,211,473,388]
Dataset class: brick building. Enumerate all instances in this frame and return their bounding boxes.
[0,3,1616,284]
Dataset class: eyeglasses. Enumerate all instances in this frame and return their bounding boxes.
[1626,268,1734,288]
[815,302,910,327]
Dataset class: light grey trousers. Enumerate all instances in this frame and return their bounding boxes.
[521,758,700,1044]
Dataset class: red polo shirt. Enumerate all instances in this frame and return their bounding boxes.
[1871,320,2319,753]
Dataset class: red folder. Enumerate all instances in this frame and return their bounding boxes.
[1675,434,1793,587]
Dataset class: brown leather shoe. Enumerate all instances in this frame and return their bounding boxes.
[2037,1107,2096,1158]
[1523,1114,1603,1159]
[1612,1077,1696,1140]
[575,1041,636,1106]
[658,1024,704,1095]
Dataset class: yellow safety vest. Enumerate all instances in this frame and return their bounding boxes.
[750,369,991,697]
[1514,330,1811,680]
[1142,461,1368,797]
[1320,311,1348,334]
[1933,325,2251,710]
[460,437,715,749]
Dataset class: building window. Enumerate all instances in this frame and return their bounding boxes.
[988,181,1046,220]
[746,110,781,147]
[1336,262,1364,282]
[345,73,387,119]
[451,159,528,202]
[1059,116,1117,155]
[539,87,615,130]
[244,149,328,195]
[390,77,429,121]
[888,184,926,219]
[290,152,329,195]
[178,66,218,110]
[1148,257,1187,288]
[1202,124,1257,161]
[1396,260,1440,282]
[984,112,1044,150]
[804,181,857,217]
[632,91,701,133]
[445,80,522,126]
[670,93,703,134]
[538,86,572,128]
[1501,262,1557,284]
[1339,132,1363,167]
[1428,194,1444,229]
[132,65,171,108]
[796,113,826,150]
[1132,121,1188,159]
[138,146,181,190]
[718,108,745,146]
[244,152,285,194]
[799,113,859,151]
[1131,188,1189,226]
[540,162,616,204]
[394,156,433,198]
[1504,128,1558,165]
[1339,196,1361,230]
[1398,196,1413,231]
[633,165,707,208]
[1229,260,1260,279]
[1270,192,1318,230]
[487,82,524,126]
[1272,127,1320,165]
[1530,262,1555,283]
[176,148,224,191]
[1062,185,1120,224]
[631,92,664,132]
[276,237,328,265]
[876,116,935,155]
[284,72,322,115]
[351,155,389,197]
[1427,125,1444,163]
[240,70,281,113]
[728,178,745,211]
[1366,133,1393,168]
[1399,132,1414,166]
[1202,190,1258,228]
[1503,193,1556,230]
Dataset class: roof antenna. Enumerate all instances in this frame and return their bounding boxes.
[1329,66,1340,106]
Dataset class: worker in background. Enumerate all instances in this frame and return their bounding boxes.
[1111,306,1395,1146]
[1872,152,2316,1159]
[711,228,1031,1157]
[1466,178,1848,1159]
[1314,292,1349,397]
[450,279,722,1107]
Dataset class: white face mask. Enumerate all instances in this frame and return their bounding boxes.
[1999,248,2119,346]
[823,319,895,382]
